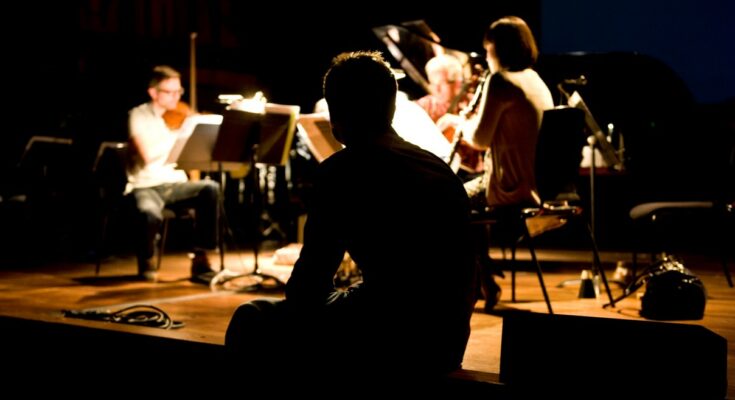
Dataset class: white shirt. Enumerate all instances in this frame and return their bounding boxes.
[126,103,187,193]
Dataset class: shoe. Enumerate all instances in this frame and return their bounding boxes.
[140,270,159,282]
[137,256,159,282]
[480,254,505,278]
[482,277,502,313]
[190,250,216,284]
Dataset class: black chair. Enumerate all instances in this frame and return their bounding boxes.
[628,201,732,286]
[92,142,193,276]
[628,142,734,288]
[472,107,615,313]
[4,136,75,261]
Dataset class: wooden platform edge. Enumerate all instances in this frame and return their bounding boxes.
[0,314,511,396]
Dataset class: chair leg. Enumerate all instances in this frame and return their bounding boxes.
[586,223,615,306]
[511,241,517,303]
[157,218,170,271]
[522,222,553,314]
[631,251,638,278]
[722,257,732,288]
[721,233,734,288]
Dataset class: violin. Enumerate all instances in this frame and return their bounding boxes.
[163,101,191,130]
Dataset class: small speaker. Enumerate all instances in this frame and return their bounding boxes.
[500,311,726,399]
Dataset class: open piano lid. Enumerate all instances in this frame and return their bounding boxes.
[372,20,481,97]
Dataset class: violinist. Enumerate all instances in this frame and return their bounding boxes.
[126,65,219,282]
[416,54,467,123]
[416,54,484,178]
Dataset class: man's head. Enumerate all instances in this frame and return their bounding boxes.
[323,51,397,145]
[425,54,464,101]
[147,65,184,112]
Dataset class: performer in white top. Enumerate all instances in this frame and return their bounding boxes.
[127,65,219,282]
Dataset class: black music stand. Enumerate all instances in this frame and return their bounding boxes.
[555,85,625,294]
[296,112,342,162]
[168,114,223,171]
[560,87,623,237]
[167,114,243,273]
[211,104,299,289]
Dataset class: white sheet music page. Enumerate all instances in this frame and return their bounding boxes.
[297,112,343,162]
[167,114,223,164]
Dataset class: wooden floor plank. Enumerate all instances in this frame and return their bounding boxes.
[0,248,732,397]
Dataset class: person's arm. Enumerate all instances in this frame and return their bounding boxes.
[285,163,345,308]
[462,73,508,149]
[128,107,176,165]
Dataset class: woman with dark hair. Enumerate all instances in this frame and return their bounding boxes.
[444,16,554,311]
[464,15,552,208]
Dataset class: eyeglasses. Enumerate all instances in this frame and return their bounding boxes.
[157,87,185,96]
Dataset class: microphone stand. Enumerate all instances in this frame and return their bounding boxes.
[217,162,226,271]
[587,135,597,238]
[553,82,607,296]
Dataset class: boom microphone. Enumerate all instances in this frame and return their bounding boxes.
[563,75,588,86]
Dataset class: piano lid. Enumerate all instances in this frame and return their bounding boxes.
[373,20,483,98]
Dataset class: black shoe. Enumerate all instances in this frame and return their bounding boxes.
[138,270,159,282]
[482,277,502,313]
[190,250,216,284]
[137,257,159,282]
[191,270,217,285]
[481,254,505,278]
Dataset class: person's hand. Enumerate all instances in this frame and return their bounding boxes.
[437,113,463,132]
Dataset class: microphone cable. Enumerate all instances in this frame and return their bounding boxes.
[63,305,184,329]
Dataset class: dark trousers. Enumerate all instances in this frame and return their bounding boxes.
[224,293,462,393]
[132,180,219,271]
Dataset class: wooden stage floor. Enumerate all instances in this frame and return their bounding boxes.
[0,247,732,396]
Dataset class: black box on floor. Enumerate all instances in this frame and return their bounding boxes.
[500,311,727,399]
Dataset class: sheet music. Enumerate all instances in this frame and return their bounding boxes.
[166,114,223,165]
[298,94,451,163]
[213,104,300,167]
[296,112,343,162]
[567,91,621,169]
[258,103,300,166]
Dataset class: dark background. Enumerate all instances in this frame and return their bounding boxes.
[1,1,732,261]
[3,1,732,157]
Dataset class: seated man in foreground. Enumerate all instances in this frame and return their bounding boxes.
[225,51,476,390]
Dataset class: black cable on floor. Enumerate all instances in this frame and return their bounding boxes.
[62,304,184,329]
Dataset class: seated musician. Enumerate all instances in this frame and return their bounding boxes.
[450,16,555,312]
[416,54,467,123]
[416,54,484,179]
[126,65,219,282]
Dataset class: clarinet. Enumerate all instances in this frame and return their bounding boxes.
[445,70,489,166]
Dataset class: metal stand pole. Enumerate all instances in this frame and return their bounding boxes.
[587,135,596,238]
[218,163,226,271]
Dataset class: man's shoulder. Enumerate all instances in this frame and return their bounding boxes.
[129,102,153,117]
[313,149,348,175]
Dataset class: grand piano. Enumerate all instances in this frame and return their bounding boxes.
[373,20,734,248]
